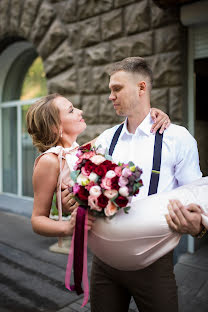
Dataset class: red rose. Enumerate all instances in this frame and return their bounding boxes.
[111,175,119,190]
[94,163,107,177]
[77,186,89,202]
[102,160,117,171]
[115,196,128,208]
[80,143,91,151]
[97,194,109,208]
[84,160,97,174]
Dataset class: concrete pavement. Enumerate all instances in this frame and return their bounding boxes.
[0,209,208,312]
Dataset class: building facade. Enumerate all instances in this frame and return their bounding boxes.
[0,0,207,254]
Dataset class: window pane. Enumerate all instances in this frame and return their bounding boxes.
[2,107,17,194]
[22,105,39,197]
[20,57,47,100]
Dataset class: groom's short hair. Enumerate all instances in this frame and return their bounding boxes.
[109,57,153,90]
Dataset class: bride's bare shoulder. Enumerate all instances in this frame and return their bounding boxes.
[35,153,59,172]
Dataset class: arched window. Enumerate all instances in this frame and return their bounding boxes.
[0,41,47,197]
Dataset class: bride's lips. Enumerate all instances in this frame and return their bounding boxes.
[80,118,85,122]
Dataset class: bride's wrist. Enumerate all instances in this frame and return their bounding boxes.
[62,221,74,236]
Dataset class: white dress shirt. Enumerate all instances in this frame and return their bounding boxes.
[95,112,202,199]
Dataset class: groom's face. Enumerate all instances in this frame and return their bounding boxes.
[109,70,140,117]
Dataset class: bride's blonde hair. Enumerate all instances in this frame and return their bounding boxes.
[26,93,62,152]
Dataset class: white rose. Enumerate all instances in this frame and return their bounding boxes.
[119,186,129,197]
[105,170,116,179]
[89,172,99,182]
[90,155,106,165]
[77,173,90,186]
[104,189,118,199]
[89,185,102,197]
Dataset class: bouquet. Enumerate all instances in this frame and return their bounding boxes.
[65,143,143,306]
[70,143,143,217]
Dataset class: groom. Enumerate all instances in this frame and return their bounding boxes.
[64,57,203,311]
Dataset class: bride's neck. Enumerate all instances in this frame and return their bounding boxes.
[57,134,77,148]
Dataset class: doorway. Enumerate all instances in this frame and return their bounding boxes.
[194,58,208,177]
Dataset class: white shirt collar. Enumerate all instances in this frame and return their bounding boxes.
[122,112,153,137]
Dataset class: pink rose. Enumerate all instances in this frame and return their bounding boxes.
[122,167,132,178]
[118,176,129,187]
[85,181,95,191]
[104,201,118,217]
[88,195,102,212]
[101,177,112,190]
[82,151,96,159]
[76,150,83,157]
[114,166,122,177]
[81,166,90,176]
[73,184,80,194]
[104,189,118,199]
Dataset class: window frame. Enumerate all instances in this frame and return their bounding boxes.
[0,41,45,198]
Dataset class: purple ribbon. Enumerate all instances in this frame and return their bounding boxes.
[65,205,89,304]
[73,205,86,295]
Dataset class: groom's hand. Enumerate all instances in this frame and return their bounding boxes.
[165,199,203,236]
[61,183,79,214]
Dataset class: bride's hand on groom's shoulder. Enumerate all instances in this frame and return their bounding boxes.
[150,108,170,134]
[165,199,203,236]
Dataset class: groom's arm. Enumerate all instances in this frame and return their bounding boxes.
[166,128,203,236]
[165,200,204,236]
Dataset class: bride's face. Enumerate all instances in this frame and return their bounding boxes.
[55,96,86,138]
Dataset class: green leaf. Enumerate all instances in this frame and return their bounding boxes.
[105,154,113,161]
[96,144,102,150]
[111,194,119,201]
[124,206,131,214]
[128,161,134,167]
[70,170,80,182]
[112,200,120,208]
[74,196,87,207]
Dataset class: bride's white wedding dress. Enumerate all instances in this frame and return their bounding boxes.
[88,177,208,270]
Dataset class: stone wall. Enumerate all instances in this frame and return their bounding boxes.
[0,0,185,143]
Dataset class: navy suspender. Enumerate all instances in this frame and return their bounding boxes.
[109,124,124,157]
[109,124,163,195]
[148,131,163,195]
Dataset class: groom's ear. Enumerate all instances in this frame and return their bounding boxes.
[138,81,146,96]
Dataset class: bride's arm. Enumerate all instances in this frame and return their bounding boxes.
[165,199,204,236]
[83,108,170,145]
[32,154,77,237]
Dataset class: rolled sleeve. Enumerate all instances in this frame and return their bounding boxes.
[175,129,202,186]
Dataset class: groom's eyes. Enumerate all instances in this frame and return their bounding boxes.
[113,86,122,92]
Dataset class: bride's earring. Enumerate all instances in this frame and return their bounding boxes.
[60,128,63,138]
